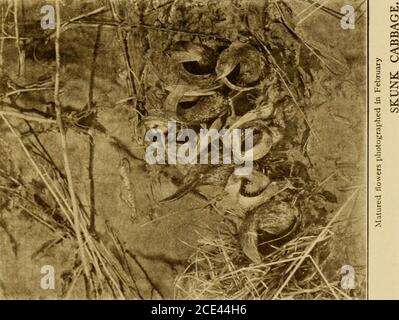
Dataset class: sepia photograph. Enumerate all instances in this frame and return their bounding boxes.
[0,0,367,300]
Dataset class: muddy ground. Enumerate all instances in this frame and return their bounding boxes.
[0,0,366,299]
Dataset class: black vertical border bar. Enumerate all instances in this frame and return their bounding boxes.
[366,0,370,300]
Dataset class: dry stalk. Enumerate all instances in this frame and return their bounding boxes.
[53,0,92,293]
[174,189,360,300]
[109,0,136,98]
[3,86,53,98]
[46,5,108,41]
[0,115,75,226]
[87,25,102,231]
[295,0,343,20]
[0,2,12,71]
[297,0,333,25]
[254,31,323,147]
[67,19,231,42]
[271,189,359,299]
[12,0,24,76]
[0,110,56,123]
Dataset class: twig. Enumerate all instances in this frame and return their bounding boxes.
[18,204,59,234]
[1,115,74,226]
[126,250,164,299]
[109,0,137,99]
[63,265,83,299]
[295,0,343,20]
[25,121,62,176]
[1,114,134,299]
[297,0,332,25]
[106,223,143,298]
[13,0,24,75]
[0,2,12,71]
[308,255,340,299]
[309,2,342,20]
[254,32,323,147]
[143,0,176,17]
[87,25,102,232]
[272,190,359,299]
[2,86,53,98]
[276,2,347,75]
[66,20,231,42]
[296,0,319,17]
[0,110,55,123]
[53,0,92,293]
[46,5,108,41]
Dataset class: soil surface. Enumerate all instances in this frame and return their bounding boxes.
[0,0,366,299]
